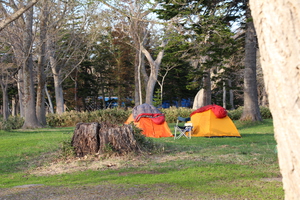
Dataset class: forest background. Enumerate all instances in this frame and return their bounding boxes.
[0,0,263,129]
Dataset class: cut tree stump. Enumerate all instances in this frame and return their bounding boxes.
[71,122,140,157]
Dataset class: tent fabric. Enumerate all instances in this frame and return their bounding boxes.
[190,104,227,118]
[133,103,165,125]
[125,104,173,138]
[190,109,241,137]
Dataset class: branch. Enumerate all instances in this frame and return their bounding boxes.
[0,0,39,32]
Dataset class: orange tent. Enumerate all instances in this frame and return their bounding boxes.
[124,103,173,138]
[190,105,241,137]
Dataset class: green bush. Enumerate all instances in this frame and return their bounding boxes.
[227,107,244,120]
[162,107,194,123]
[46,108,131,127]
[227,106,272,120]
[0,116,24,131]
[0,105,271,129]
[260,106,272,119]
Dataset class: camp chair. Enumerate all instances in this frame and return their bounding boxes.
[174,117,192,139]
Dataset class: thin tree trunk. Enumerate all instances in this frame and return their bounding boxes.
[250,1,300,198]
[18,69,24,117]
[134,50,141,106]
[223,82,226,109]
[45,85,54,114]
[36,2,48,126]
[1,83,9,120]
[11,97,18,116]
[228,79,234,109]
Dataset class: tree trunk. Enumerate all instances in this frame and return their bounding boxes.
[1,83,9,120]
[48,33,65,115]
[228,79,235,109]
[240,6,262,121]
[18,69,24,118]
[51,59,65,115]
[223,82,226,109]
[134,49,141,106]
[141,44,165,105]
[22,6,41,129]
[36,2,48,126]
[250,0,300,198]
[45,85,54,114]
[203,69,212,106]
[72,122,140,157]
[11,97,17,116]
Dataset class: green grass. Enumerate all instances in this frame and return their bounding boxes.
[0,119,283,199]
[0,127,73,175]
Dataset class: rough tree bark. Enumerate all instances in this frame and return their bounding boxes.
[141,41,166,105]
[240,5,262,121]
[36,1,48,126]
[72,122,140,157]
[250,0,300,199]
[22,6,41,129]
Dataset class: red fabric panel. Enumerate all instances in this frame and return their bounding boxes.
[151,115,165,125]
[134,113,165,124]
[190,104,227,118]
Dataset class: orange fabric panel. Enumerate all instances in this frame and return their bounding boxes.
[191,110,240,137]
[124,114,173,138]
[124,114,134,124]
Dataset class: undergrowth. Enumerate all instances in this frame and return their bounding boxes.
[0,106,272,130]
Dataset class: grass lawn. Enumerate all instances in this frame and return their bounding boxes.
[0,119,284,199]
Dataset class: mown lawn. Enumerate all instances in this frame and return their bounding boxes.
[0,119,283,199]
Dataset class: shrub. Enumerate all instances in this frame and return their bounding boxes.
[46,109,131,127]
[227,107,244,120]
[0,116,24,131]
[260,106,272,119]
[162,107,194,123]
[227,106,272,120]
[43,105,273,128]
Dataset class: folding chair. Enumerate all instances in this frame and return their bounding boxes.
[174,117,193,139]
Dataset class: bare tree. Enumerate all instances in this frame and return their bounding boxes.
[100,0,167,105]
[0,61,16,120]
[45,0,94,114]
[250,0,300,198]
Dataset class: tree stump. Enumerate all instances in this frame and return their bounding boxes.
[71,122,100,157]
[71,122,140,157]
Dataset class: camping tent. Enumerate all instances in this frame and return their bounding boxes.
[124,103,173,138]
[190,105,241,137]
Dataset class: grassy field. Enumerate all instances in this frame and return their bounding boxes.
[0,119,283,199]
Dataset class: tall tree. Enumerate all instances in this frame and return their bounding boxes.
[0,62,15,120]
[100,0,167,106]
[22,5,41,128]
[155,0,243,108]
[46,0,93,114]
[240,3,262,121]
[36,0,48,125]
[250,0,300,198]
